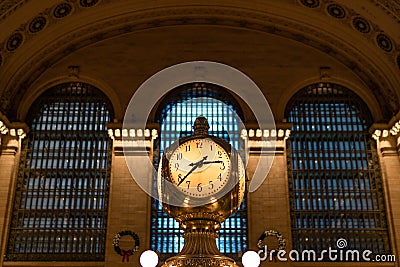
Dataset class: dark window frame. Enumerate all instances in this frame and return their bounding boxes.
[6,82,113,261]
[285,82,391,261]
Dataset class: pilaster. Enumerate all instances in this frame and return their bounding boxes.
[104,125,158,267]
[0,114,28,265]
[371,120,400,267]
[243,123,292,267]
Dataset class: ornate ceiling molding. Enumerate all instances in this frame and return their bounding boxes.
[0,0,399,69]
[370,0,400,22]
[0,0,30,21]
[0,5,398,121]
[0,0,101,67]
[296,0,400,67]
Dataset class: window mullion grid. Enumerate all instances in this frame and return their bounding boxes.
[64,99,72,253]
[295,99,301,234]
[294,101,300,231]
[35,123,47,252]
[345,99,353,217]
[288,84,392,260]
[31,110,40,254]
[322,101,329,236]
[340,102,348,237]
[316,100,322,243]
[82,108,90,254]
[348,104,357,240]
[7,83,111,260]
[300,99,305,246]
[39,134,50,253]
[329,100,337,244]
[83,98,91,252]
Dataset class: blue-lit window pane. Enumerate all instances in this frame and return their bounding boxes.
[6,82,113,261]
[151,83,247,261]
[286,83,391,260]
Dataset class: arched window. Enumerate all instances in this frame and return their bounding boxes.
[6,82,113,261]
[150,83,248,261]
[286,82,391,259]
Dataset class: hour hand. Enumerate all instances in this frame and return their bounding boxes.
[188,156,208,167]
[177,156,208,186]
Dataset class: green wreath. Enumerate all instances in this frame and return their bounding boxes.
[257,229,286,251]
[113,230,140,262]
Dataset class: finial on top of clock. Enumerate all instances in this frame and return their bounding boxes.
[193,116,209,135]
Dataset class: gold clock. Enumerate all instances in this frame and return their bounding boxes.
[168,137,231,198]
[158,116,246,267]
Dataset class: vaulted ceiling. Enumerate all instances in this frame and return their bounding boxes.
[0,0,399,122]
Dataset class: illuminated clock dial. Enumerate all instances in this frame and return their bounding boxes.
[168,138,231,198]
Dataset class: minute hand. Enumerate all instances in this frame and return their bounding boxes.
[177,156,208,186]
[202,160,223,164]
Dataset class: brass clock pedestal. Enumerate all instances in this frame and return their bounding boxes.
[159,117,244,267]
[162,219,238,267]
[163,226,237,267]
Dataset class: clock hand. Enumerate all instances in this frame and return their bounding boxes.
[177,156,208,186]
[188,156,208,167]
[202,160,223,164]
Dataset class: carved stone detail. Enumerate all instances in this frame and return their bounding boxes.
[80,0,99,8]
[0,4,398,119]
[28,15,47,33]
[0,0,30,22]
[0,0,399,66]
[352,16,371,33]
[165,256,237,267]
[299,0,320,9]
[369,0,400,22]
[326,3,346,19]
[53,2,73,18]
[376,33,393,52]
[6,32,23,51]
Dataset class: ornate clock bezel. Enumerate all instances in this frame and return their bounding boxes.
[167,137,231,198]
[159,132,243,207]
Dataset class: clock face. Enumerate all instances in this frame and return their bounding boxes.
[168,138,231,198]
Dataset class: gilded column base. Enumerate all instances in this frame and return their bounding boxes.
[162,254,238,267]
[161,220,239,267]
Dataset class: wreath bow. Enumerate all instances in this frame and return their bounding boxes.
[121,249,133,262]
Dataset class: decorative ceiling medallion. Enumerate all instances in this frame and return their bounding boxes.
[352,17,371,33]
[6,32,23,51]
[53,3,72,18]
[28,16,47,33]
[300,0,320,8]
[327,4,346,19]
[376,33,393,52]
[79,0,99,7]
